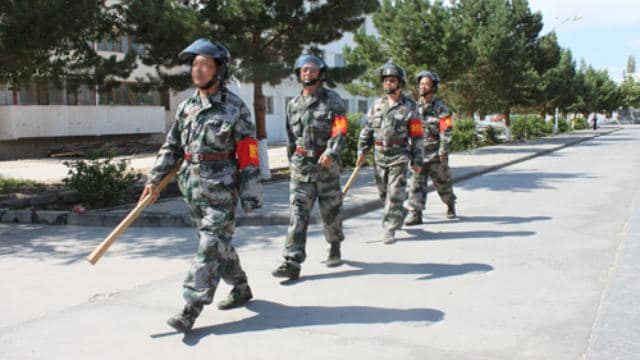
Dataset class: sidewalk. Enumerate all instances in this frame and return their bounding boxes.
[0,143,291,183]
[0,127,620,227]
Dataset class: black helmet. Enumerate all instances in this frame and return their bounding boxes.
[179,38,231,81]
[294,54,327,85]
[378,61,406,86]
[416,70,439,92]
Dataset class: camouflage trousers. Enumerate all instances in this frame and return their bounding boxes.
[182,198,249,309]
[374,161,409,232]
[284,176,344,264]
[407,156,456,212]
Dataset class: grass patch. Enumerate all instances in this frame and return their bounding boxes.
[0,176,67,202]
[1,177,44,194]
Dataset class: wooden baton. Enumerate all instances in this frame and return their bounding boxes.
[86,160,183,265]
[342,163,363,196]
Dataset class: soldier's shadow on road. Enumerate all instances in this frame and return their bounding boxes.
[401,227,535,242]
[180,299,444,345]
[288,259,492,283]
[423,215,551,226]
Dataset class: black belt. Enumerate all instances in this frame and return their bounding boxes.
[184,152,235,162]
[295,147,325,157]
[375,139,407,146]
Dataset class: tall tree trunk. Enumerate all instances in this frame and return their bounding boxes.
[253,80,271,179]
[251,31,271,178]
[253,80,266,140]
[504,106,512,142]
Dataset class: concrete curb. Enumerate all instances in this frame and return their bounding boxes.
[0,128,620,227]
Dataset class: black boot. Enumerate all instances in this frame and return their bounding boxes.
[271,261,301,280]
[325,242,342,267]
[447,203,456,219]
[217,285,253,310]
[167,304,201,333]
[405,211,423,225]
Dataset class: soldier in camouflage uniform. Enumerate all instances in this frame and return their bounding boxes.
[272,54,348,281]
[356,62,424,244]
[406,71,457,225]
[139,39,263,333]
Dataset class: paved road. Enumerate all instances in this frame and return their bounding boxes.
[1,127,639,359]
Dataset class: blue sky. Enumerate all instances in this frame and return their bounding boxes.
[529,0,640,82]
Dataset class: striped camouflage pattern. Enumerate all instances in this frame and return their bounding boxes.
[420,97,452,160]
[283,86,346,263]
[407,159,456,211]
[408,96,456,212]
[374,161,409,231]
[357,94,424,167]
[357,94,424,231]
[286,86,347,182]
[147,87,262,308]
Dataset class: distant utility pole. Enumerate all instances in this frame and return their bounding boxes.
[552,15,583,134]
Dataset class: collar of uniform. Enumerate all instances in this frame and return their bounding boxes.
[192,87,227,108]
[386,93,410,110]
[419,95,437,106]
[298,86,325,104]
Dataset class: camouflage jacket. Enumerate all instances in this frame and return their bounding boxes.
[419,96,453,159]
[286,86,347,182]
[357,94,424,167]
[147,88,263,210]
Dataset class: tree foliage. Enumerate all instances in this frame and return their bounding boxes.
[344,0,470,99]
[124,0,379,140]
[0,0,136,88]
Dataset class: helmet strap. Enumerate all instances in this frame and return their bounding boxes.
[386,86,399,95]
[420,89,435,97]
[198,77,219,90]
[302,78,320,86]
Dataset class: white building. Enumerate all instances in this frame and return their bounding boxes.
[0,15,376,160]
[172,15,377,144]
[0,34,169,160]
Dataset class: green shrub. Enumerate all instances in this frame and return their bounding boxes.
[573,117,588,130]
[511,117,527,140]
[540,120,554,136]
[512,115,549,140]
[479,125,504,146]
[0,177,41,194]
[340,113,364,169]
[63,156,141,208]
[557,117,569,133]
[451,118,477,151]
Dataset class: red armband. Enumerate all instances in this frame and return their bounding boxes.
[236,138,259,169]
[439,116,452,132]
[409,118,424,137]
[330,114,348,138]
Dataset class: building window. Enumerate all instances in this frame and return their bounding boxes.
[343,99,350,113]
[97,34,138,54]
[14,81,89,105]
[265,96,274,115]
[334,53,345,67]
[36,82,49,105]
[357,99,368,114]
[67,88,78,105]
[76,84,95,105]
[99,82,163,106]
[0,84,11,105]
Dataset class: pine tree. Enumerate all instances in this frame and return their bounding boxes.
[625,55,636,79]
[344,0,470,100]
[0,0,136,89]
[124,0,378,176]
[451,0,551,140]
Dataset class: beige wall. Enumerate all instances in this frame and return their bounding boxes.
[0,105,165,140]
